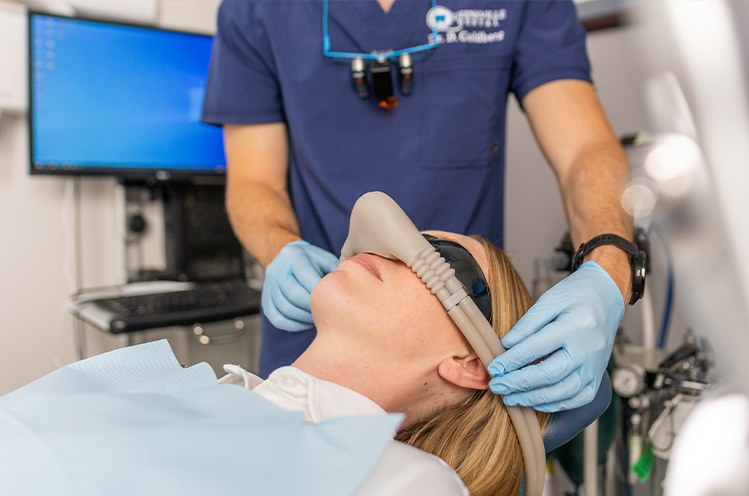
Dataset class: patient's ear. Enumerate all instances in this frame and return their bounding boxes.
[438,354,489,391]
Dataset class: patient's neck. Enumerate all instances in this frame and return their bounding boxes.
[292,335,453,422]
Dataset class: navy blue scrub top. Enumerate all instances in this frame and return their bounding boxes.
[203,0,592,376]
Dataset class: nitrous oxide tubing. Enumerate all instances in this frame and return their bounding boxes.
[410,246,545,496]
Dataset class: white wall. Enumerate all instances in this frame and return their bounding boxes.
[0,1,661,394]
[505,25,649,280]
[505,24,655,344]
[505,23,688,351]
[0,0,220,394]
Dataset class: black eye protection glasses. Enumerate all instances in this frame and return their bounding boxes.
[423,234,493,323]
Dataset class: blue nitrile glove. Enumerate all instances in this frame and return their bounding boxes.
[261,240,339,332]
[488,261,625,412]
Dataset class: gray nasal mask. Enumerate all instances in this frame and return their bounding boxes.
[340,191,546,496]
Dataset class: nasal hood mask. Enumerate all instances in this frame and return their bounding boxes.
[340,191,546,496]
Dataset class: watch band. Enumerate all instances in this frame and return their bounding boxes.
[571,233,647,305]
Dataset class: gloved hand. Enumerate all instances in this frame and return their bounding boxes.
[488,261,625,412]
[261,240,339,332]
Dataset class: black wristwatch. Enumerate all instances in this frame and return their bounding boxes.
[571,233,647,305]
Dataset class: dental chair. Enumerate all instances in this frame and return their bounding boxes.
[517,372,612,495]
[542,372,612,452]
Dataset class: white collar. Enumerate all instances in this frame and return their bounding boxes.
[220,365,386,423]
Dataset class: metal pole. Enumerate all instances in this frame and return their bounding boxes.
[584,420,599,496]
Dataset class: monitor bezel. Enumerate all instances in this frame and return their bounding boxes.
[27,10,225,182]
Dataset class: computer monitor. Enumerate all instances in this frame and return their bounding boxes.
[28,12,226,181]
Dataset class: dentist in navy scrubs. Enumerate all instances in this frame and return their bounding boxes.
[203,0,638,413]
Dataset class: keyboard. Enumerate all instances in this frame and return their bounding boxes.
[74,280,261,333]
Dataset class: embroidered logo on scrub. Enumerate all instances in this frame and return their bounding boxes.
[426,6,507,45]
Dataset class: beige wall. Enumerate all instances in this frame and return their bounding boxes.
[160,0,220,33]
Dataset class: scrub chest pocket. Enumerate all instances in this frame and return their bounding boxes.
[419,55,512,170]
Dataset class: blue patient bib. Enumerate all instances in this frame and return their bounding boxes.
[0,340,402,495]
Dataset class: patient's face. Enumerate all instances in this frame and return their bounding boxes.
[311,231,489,363]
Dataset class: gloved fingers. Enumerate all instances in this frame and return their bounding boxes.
[489,348,576,395]
[488,321,566,376]
[498,366,582,408]
[500,299,560,349]
[291,259,325,294]
[532,384,598,413]
[270,282,313,323]
[278,276,313,313]
[305,244,341,274]
[261,289,313,332]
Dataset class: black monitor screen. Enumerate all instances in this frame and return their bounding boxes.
[29,13,225,179]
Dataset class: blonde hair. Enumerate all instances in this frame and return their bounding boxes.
[395,237,549,496]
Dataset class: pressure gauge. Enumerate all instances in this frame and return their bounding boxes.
[612,363,646,398]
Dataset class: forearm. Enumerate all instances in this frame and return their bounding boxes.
[558,139,633,301]
[226,178,300,268]
[223,123,299,268]
[523,80,634,301]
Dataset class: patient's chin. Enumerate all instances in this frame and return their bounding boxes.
[311,273,380,340]
[310,271,349,326]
